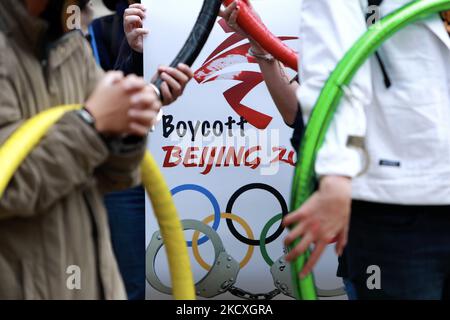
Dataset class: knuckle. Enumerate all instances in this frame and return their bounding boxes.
[293,245,302,256]
[285,235,293,245]
[326,233,337,243]
[117,81,127,91]
[297,243,306,253]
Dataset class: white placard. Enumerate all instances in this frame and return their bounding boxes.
[143,0,345,300]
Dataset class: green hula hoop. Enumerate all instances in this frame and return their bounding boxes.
[289,0,450,300]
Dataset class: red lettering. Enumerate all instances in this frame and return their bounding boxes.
[184,147,199,167]
[162,146,182,168]
[244,146,261,169]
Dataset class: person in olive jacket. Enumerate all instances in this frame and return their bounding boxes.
[0,0,162,299]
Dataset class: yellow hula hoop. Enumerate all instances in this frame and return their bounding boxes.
[192,213,255,271]
[0,105,195,300]
[0,105,80,197]
[141,152,195,299]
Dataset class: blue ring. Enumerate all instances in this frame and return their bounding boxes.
[171,184,221,246]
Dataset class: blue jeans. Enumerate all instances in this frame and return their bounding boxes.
[343,278,358,300]
[105,186,145,300]
[340,201,450,300]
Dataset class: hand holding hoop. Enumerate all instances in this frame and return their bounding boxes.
[152,0,223,99]
[290,0,450,300]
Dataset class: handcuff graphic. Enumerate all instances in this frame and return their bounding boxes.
[146,184,345,300]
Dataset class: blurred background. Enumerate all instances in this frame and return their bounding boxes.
[92,0,112,18]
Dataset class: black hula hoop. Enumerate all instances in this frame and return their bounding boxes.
[153,0,223,95]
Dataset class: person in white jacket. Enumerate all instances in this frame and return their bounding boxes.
[283,0,450,299]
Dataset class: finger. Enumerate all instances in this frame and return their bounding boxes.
[128,122,150,137]
[128,28,149,40]
[295,232,316,257]
[219,1,237,20]
[284,221,309,247]
[131,90,161,111]
[128,3,147,11]
[283,193,320,227]
[124,8,146,20]
[129,109,158,127]
[122,74,140,85]
[124,15,143,29]
[160,81,174,105]
[160,72,182,97]
[335,228,348,257]
[218,9,226,19]
[285,232,314,262]
[282,207,309,228]
[160,66,189,86]
[229,8,238,26]
[176,64,194,79]
[300,241,327,279]
[122,75,147,93]
[220,2,235,19]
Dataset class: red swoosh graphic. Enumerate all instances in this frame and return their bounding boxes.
[194,19,297,130]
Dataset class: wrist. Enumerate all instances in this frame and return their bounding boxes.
[248,46,275,64]
[320,175,352,190]
[76,106,95,127]
[84,103,107,134]
[249,41,268,55]
[319,176,352,210]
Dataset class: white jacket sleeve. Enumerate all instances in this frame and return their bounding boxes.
[297,0,372,178]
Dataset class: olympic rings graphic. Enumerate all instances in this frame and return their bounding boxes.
[192,213,255,271]
[259,213,283,267]
[171,184,221,246]
[149,183,346,299]
[226,183,288,246]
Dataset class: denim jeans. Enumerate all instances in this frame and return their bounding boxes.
[343,278,358,300]
[340,200,450,300]
[104,186,145,300]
